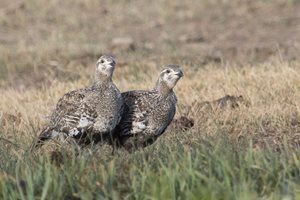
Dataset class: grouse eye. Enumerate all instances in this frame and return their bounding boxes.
[100,59,105,64]
[166,69,171,73]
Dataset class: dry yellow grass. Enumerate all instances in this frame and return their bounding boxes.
[1,60,300,152]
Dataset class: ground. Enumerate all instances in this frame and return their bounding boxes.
[1,0,300,199]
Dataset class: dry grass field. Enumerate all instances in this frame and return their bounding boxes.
[1,0,300,199]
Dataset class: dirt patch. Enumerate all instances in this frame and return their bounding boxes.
[191,95,250,115]
[171,116,195,132]
[0,1,300,87]
[171,95,250,132]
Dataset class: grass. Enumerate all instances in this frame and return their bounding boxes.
[1,0,300,199]
[1,135,300,199]
[1,62,300,199]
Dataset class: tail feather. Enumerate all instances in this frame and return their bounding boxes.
[29,127,53,153]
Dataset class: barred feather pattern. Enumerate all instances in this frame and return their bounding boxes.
[32,82,123,150]
[112,89,177,151]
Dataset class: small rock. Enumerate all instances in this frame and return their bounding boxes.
[215,95,245,109]
[48,60,60,67]
[144,42,155,50]
[172,116,194,131]
[179,33,204,43]
[111,37,135,51]
[191,95,250,114]
[201,54,222,64]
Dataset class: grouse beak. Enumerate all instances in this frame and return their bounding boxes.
[109,60,116,67]
[107,61,116,70]
[175,70,183,78]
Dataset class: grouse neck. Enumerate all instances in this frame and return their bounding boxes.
[155,80,173,96]
[93,75,112,87]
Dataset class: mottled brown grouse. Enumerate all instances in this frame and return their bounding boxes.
[112,65,183,152]
[31,55,123,151]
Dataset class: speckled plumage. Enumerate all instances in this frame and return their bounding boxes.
[31,55,123,150]
[112,65,183,152]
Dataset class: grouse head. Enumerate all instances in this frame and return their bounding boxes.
[95,55,117,82]
[156,65,183,94]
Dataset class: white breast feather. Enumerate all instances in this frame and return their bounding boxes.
[69,128,80,137]
[79,114,93,128]
[131,121,147,134]
[131,111,147,134]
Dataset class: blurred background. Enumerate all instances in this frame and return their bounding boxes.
[0,0,300,89]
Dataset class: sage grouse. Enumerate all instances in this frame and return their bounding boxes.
[112,65,183,152]
[31,55,123,151]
